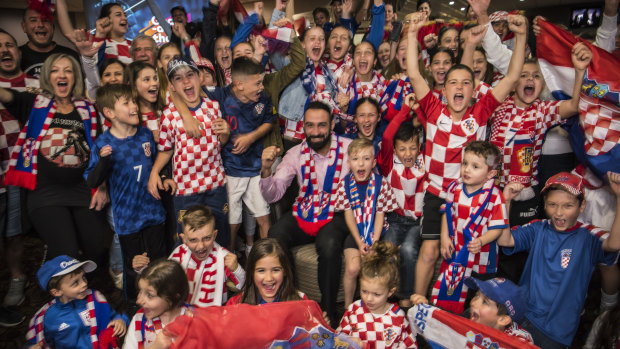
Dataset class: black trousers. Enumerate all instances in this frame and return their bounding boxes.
[118,223,168,301]
[269,211,349,324]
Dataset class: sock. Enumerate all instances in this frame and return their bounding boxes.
[600,289,619,311]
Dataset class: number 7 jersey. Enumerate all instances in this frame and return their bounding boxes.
[85,127,166,235]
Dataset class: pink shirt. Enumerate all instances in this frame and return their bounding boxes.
[260,137,352,204]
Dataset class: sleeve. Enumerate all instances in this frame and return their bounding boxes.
[231,13,259,49]
[333,179,350,211]
[122,315,139,349]
[158,109,174,152]
[481,23,512,75]
[540,100,563,127]
[269,8,286,26]
[487,189,509,231]
[502,221,539,255]
[378,104,412,176]
[262,97,276,124]
[400,315,418,349]
[595,14,618,53]
[472,92,501,125]
[199,3,219,62]
[259,148,298,203]
[365,4,386,50]
[84,141,111,188]
[336,306,354,335]
[95,38,107,70]
[226,263,246,291]
[377,178,398,213]
[416,90,443,126]
[4,91,36,125]
[265,38,305,108]
[81,55,101,101]
[203,86,224,104]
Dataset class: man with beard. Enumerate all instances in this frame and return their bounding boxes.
[0,29,39,322]
[20,7,79,77]
[260,101,352,326]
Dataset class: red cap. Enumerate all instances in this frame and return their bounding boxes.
[196,57,216,76]
[489,11,508,23]
[542,172,584,196]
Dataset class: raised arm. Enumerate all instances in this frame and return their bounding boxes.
[496,182,524,247]
[356,0,371,24]
[602,172,620,252]
[558,42,592,118]
[490,15,527,103]
[406,12,431,100]
[55,0,77,41]
[365,0,387,50]
[595,0,619,53]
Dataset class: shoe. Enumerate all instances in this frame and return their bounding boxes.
[0,306,25,327]
[3,276,27,307]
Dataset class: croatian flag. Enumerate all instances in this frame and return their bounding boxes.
[408,304,539,349]
[218,0,248,25]
[537,20,620,182]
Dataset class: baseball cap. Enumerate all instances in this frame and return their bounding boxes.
[464,277,526,322]
[167,55,199,81]
[541,172,584,197]
[37,255,97,291]
[196,57,216,76]
[489,11,508,23]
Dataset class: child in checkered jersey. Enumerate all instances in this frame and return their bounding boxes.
[85,84,172,301]
[337,241,417,348]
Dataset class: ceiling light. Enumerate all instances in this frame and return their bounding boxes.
[449,1,454,4]
[460,7,465,11]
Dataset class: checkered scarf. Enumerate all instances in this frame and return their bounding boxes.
[4,94,97,190]
[294,134,344,236]
[380,75,413,115]
[431,179,498,314]
[345,173,381,246]
[325,53,352,79]
[26,290,117,349]
[345,71,386,115]
[133,304,190,348]
[301,58,337,99]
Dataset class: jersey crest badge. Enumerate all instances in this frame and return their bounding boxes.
[255,103,265,115]
[561,249,572,269]
[383,327,397,346]
[142,142,151,157]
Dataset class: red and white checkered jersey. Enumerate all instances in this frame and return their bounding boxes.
[141,111,160,135]
[490,97,562,188]
[0,73,39,193]
[99,38,133,65]
[442,179,508,274]
[504,322,534,344]
[417,92,500,199]
[159,98,226,196]
[333,175,399,212]
[337,300,417,348]
[386,154,426,218]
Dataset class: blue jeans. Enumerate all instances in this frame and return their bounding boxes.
[520,318,568,349]
[106,208,124,272]
[384,213,421,299]
[173,186,230,248]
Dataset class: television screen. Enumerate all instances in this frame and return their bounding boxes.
[570,7,602,28]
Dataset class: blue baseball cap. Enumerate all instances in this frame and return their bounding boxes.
[37,255,97,291]
[464,277,526,322]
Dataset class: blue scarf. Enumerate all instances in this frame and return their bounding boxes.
[344,172,383,245]
[301,58,337,98]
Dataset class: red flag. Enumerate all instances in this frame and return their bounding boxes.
[218,0,248,25]
[164,300,361,348]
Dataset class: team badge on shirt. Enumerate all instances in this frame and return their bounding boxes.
[461,118,477,135]
[383,328,397,346]
[561,249,572,269]
[78,309,95,327]
[255,103,264,115]
[142,142,151,157]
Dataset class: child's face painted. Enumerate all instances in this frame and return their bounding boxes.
[394,138,419,168]
[169,67,202,107]
[360,277,394,314]
[515,63,543,106]
[430,51,453,87]
[181,222,217,261]
[137,280,170,320]
[101,62,124,85]
[444,68,474,114]
[469,291,506,330]
[328,27,350,62]
[544,190,585,232]
[461,151,494,190]
[136,67,159,105]
[472,50,488,81]
[354,102,379,140]
[53,270,88,303]
[348,147,376,182]
[253,253,284,303]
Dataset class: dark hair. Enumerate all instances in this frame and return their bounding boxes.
[125,61,163,117]
[474,47,495,85]
[394,123,422,147]
[354,40,378,63]
[139,259,189,310]
[0,28,18,46]
[96,83,133,112]
[99,3,123,19]
[170,5,187,16]
[446,63,475,84]
[542,185,585,205]
[240,238,300,305]
[438,26,459,44]
[354,97,380,116]
[305,101,333,122]
[360,241,400,291]
[47,269,84,291]
[313,7,330,20]
[416,0,431,10]
[429,46,456,65]
[231,56,264,81]
[463,140,500,169]
[99,58,127,79]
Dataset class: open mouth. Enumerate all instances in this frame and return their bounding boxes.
[34,30,49,39]
[358,60,369,72]
[403,157,414,167]
[333,44,343,56]
[147,87,158,99]
[453,92,464,104]
[312,47,322,57]
[473,70,481,79]
[436,71,446,82]
[119,20,128,28]
[261,282,277,295]
[1,54,14,65]
[552,218,567,229]
[470,309,480,322]
[523,84,535,98]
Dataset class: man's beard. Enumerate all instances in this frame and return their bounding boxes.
[306,132,331,152]
[0,66,20,78]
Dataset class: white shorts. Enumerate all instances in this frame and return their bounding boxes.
[580,186,617,231]
[226,175,270,224]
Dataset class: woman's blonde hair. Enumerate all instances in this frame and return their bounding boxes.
[39,53,85,99]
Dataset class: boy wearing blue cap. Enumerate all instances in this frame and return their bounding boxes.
[26,255,127,348]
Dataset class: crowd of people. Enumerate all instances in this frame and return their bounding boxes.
[1,0,620,347]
